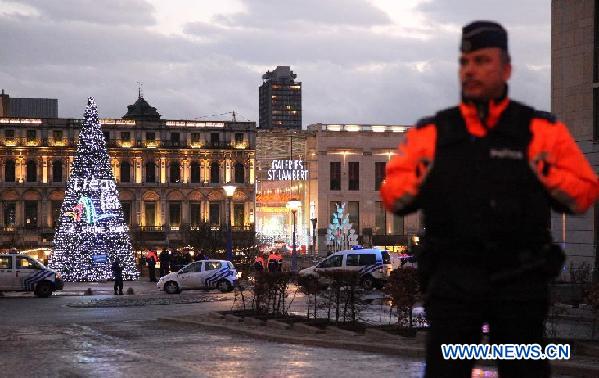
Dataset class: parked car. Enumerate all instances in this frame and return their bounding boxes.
[298,247,393,289]
[157,259,238,294]
[0,253,64,297]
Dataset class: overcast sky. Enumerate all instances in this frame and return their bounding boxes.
[0,0,550,126]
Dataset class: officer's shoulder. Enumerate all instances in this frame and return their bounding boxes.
[415,106,459,129]
[512,101,557,124]
[415,115,435,129]
[532,110,557,124]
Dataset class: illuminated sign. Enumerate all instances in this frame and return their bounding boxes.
[267,160,309,181]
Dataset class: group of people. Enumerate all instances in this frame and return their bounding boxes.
[143,248,208,282]
[253,251,284,273]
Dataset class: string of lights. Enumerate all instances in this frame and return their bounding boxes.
[49,97,139,281]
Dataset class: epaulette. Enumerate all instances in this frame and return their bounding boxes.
[415,115,435,129]
[533,110,557,124]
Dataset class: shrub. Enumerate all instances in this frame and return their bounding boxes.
[383,267,421,328]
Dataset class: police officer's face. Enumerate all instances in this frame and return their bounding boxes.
[459,47,511,101]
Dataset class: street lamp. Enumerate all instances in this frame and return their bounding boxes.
[286,198,301,272]
[223,183,236,261]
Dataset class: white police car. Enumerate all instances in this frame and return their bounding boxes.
[157,259,237,294]
[0,253,64,297]
[299,247,393,290]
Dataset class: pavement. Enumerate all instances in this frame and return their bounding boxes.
[162,312,599,378]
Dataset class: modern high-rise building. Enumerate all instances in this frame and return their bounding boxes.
[551,0,599,280]
[259,66,302,129]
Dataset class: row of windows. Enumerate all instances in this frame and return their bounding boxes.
[3,129,247,144]
[329,161,386,191]
[1,201,245,229]
[1,160,247,184]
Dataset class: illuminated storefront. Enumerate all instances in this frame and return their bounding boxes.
[255,130,312,254]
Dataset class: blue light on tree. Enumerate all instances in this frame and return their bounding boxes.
[49,97,139,281]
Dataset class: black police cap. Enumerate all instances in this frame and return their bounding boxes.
[460,20,508,53]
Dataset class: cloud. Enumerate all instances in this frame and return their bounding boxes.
[18,0,156,26]
[0,0,551,126]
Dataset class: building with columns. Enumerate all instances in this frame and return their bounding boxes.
[0,95,256,252]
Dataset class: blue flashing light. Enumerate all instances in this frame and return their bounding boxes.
[351,245,364,250]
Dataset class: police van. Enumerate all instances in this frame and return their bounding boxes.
[298,247,393,289]
[0,253,64,297]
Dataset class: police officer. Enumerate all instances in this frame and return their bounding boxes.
[381,20,598,377]
[159,248,170,277]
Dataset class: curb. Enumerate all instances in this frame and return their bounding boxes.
[158,316,425,358]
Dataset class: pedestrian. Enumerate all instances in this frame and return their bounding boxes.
[381,20,598,377]
[159,248,170,277]
[194,249,206,262]
[275,250,283,272]
[183,250,192,265]
[111,257,123,295]
[146,251,157,282]
[267,251,279,272]
[253,254,265,272]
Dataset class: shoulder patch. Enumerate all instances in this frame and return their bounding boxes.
[415,115,435,129]
[533,110,557,124]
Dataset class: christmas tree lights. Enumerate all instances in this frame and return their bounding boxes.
[49,98,139,281]
[326,202,359,253]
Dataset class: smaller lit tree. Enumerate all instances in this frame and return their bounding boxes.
[325,202,358,253]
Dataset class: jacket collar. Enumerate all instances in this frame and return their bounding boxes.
[459,86,510,137]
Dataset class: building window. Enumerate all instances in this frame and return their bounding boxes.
[50,201,61,227]
[170,132,180,146]
[191,133,201,143]
[26,129,36,142]
[121,201,131,226]
[120,161,131,183]
[190,203,201,226]
[348,162,359,191]
[3,202,16,226]
[210,162,220,183]
[330,162,341,191]
[24,201,38,229]
[4,159,15,182]
[209,203,220,225]
[52,160,63,182]
[120,132,130,141]
[393,214,404,235]
[103,131,110,143]
[144,202,156,227]
[145,161,156,183]
[5,129,15,140]
[375,201,387,235]
[169,202,181,228]
[210,133,219,146]
[375,162,386,191]
[170,162,181,183]
[233,203,244,227]
[190,162,201,183]
[146,132,155,141]
[234,162,244,184]
[26,160,37,182]
[347,201,359,230]
[235,133,244,144]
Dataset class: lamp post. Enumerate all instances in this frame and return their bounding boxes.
[223,183,236,262]
[286,199,301,272]
[311,217,317,257]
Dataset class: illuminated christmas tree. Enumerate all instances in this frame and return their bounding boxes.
[325,202,358,253]
[49,98,138,281]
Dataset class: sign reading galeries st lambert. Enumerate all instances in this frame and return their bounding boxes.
[267,160,309,181]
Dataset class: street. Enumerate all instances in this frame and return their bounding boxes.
[0,292,429,377]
